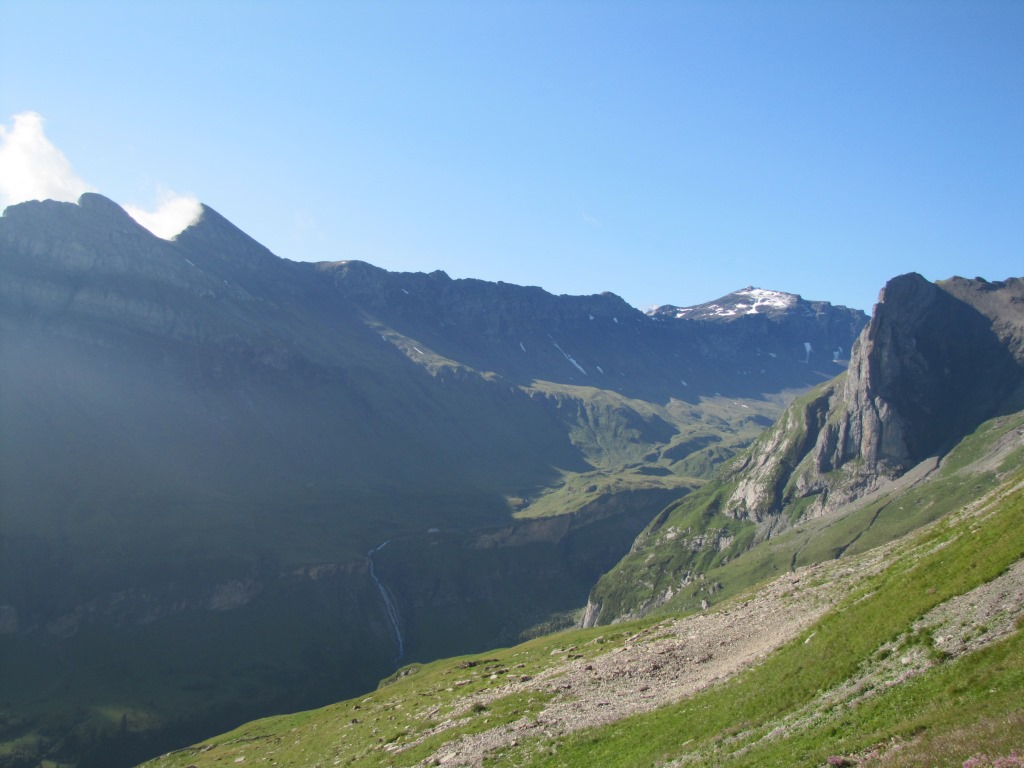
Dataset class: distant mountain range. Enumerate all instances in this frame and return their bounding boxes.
[0,192,876,767]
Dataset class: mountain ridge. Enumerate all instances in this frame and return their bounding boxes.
[0,193,866,768]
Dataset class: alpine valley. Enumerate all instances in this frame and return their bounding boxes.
[1,194,1021,768]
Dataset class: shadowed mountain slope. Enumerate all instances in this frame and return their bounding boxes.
[0,194,865,767]
[114,270,1024,768]
[134,379,1024,768]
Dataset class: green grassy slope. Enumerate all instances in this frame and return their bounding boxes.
[497,471,1024,768]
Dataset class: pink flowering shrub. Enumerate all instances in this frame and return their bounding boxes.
[963,752,1024,768]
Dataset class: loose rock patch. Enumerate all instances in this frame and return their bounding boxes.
[419,547,895,767]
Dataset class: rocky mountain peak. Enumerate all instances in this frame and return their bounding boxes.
[650,286,801,321]
[78,190,138,219]
[0,194,202,298]
[173,201,281,272]
[832,272,1024,475]
[726,272,1024,523]
[1,194,155,265]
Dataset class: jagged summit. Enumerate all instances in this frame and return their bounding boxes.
[174,200,284,272]
[1,192,203,244]
[838,273,1024,465]
[1,193,153,243]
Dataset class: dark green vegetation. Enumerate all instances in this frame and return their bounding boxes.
[134,413,1024,768]
[0,195,864,766]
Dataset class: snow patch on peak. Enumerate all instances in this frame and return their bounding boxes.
[733,287,797,313]
[551,338,587,376]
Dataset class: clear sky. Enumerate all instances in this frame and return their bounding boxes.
[1,1,1021,313]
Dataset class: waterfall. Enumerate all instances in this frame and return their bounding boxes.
[367,541,404,661]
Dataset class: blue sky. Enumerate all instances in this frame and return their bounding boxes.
[1,1,1021,312]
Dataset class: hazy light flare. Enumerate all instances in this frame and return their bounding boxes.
[1,111,201,239]
[0,112,96,209]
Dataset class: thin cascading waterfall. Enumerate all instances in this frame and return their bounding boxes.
[367,541,404,661]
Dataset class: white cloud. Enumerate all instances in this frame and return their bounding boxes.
[123,189,202,240]
[1,111,202,240]
[0,112,96,209]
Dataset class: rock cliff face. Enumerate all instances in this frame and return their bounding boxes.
[830,274,1024,469]
[724,273,1024,523]
[585,272,1024,626]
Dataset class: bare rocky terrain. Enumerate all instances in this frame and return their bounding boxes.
[415,552,886,766]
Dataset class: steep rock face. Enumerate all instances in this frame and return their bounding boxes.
[585,272,1024,626]
[724,386,835,524]
[830,274,1024,471]
[727,273,1024,523]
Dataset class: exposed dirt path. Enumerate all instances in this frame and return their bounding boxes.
[421,547,895,767]
[397,477,1024,768]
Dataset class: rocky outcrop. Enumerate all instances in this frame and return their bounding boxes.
[586,272,1024,626]
[723,386,837,523]
[719,273,1024,523]
[827,274,1024,471]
